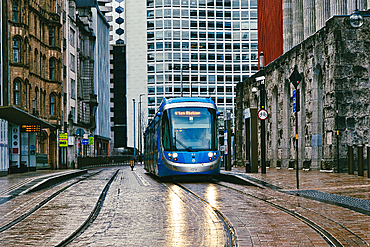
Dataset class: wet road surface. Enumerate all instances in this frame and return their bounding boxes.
[0,166,370,246]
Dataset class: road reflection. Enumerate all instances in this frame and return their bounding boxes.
[168,185,185,246]
[205,184,218,208]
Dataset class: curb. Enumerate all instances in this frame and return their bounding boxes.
[20,170,88,195]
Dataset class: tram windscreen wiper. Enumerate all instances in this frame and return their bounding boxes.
[174,132,192,151]
[176,138,192,151]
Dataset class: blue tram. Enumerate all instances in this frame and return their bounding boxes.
[143,97,220,177]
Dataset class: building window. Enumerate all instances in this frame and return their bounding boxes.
[14,80,20,105]
[71,79,76,99]
[49,59,55,80]
[49,29,54,46]
[50,94,55,115]
[70,29,75,47]
[12,2,19,22]
[70,54,75,71]
[13,38,20,63]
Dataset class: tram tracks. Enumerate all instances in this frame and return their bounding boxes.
[174,180,354,247]
[0,169,119,247]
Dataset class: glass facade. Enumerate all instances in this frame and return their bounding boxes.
[146,0,258,118]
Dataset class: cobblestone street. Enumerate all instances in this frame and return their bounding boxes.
[0,166,369,246]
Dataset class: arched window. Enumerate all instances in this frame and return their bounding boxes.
[12,1,19,22]
[14,80,21,105]
[13,38,20,63]
[50,94,55,115]
[49,58,55,80]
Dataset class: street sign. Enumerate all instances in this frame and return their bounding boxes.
[88,135,94,145]
[76,128,85,137]
[257,109,269,120]
[293,90,296,113]
[293,89,300,113]
[81,139,89,145]
[59,133,68,147]
[224,130,228,155]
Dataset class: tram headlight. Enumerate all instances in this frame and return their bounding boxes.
[208,152,213,158]
[172,153,178,158]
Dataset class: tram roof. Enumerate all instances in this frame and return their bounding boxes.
[158,97,216,111]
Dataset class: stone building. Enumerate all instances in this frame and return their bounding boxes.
[7,0,62,169]
[235,14,370,172]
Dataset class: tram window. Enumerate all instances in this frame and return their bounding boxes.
[162,111,171,150]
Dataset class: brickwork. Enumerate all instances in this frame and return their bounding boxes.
[236,15,370,171]
[8,0,62,167]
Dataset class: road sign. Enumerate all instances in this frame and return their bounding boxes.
[88,135,94,145]
[59,133,68,147]
[257,109,269,120]
[81,139,89,145]
[293,90,296,113]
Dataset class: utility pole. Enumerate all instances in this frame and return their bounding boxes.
[258,52,266,174]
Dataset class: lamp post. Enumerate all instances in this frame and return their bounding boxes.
[132,98,136,157]
[139,94,144,159]
[259,52,266,174]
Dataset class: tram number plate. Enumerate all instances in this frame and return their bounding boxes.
[191,168,198,171]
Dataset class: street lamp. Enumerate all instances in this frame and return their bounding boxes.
[259,52,266,174]
[139,94,144,159]
[350,1,363,28]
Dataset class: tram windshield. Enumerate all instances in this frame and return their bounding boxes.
[162,107,218,151]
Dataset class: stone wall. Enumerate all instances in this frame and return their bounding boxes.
[235,15,370,171]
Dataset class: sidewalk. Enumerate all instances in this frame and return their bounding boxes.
[222,166,370,213]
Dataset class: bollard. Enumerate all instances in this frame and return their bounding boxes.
[358,145,364,176]
[368,146,370,178]
[348,145,354,175]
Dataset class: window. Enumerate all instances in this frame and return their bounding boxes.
[71,79,76,99]
[147,21,154,29]
[70,29,75,47]
[49,29,54,46]
[49,59,55,80]
[50,94,55,115]
[13,80,20,105]
[13,38,20,63]
[70,107,75,120]
[70,54,75,71]
[147,0,154,7]
[12,2,19,22]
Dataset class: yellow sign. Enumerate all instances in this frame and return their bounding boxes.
[59,133,68,147]
[88,136,94,145]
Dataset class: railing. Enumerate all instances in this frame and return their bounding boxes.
[77,155,135,169]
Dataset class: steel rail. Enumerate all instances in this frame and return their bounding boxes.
[56,169,120,247]
[217,183,344,247]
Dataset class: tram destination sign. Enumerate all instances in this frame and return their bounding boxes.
[21,124,41,132]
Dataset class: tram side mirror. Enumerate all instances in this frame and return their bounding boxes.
[216,111,221,116]
[156,112,162,117]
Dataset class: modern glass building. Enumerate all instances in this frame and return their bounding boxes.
[146,0,258,118]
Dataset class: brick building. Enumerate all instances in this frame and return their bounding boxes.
[7,0,62,169]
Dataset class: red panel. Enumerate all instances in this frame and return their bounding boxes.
[258,0,283,66]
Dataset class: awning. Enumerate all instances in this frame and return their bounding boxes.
[0,106,56,129]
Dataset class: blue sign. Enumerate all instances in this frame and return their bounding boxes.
[293,90,296,113]
[76,128,85,137]
[81,139,89,145]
